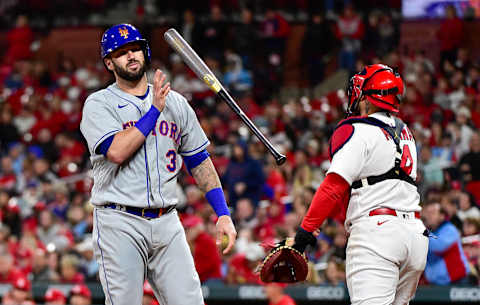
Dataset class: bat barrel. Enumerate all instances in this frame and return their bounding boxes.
[164,28,221,91]
[164,28,286,166]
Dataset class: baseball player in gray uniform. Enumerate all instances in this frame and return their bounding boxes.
[80,24,237,305]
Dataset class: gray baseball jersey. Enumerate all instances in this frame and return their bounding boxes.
[80,83,209,208]
[82,82,206,305]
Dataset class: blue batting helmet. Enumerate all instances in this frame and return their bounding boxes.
[100,23,151,63]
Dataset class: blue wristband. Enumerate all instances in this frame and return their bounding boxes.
[135,106,160,137]
[205,187,230,217]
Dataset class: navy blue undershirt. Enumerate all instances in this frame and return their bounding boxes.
[183,150,210,173]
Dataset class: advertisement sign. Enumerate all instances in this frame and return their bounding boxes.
[403,0,480,18]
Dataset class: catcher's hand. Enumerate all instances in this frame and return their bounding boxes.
[257,238,309,283]
[293,227,317,253]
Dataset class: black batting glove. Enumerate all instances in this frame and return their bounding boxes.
[293,227,317,253]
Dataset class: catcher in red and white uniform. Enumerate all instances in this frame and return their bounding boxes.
[293,64,429,305]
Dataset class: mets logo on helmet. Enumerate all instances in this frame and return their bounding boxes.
[119,27,129,39]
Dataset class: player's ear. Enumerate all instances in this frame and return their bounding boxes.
[104,57,114,72]
[358,96,369,116]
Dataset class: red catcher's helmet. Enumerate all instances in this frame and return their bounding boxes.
[346,64,405,116]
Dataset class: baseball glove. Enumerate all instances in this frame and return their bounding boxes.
[257,237,309,283]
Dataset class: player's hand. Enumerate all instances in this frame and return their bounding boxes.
[153,69,170,112]
[216,215,237,255]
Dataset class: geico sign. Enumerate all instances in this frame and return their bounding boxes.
[238,286,266,299]
[450,288,480,301]
[307,286,345,300]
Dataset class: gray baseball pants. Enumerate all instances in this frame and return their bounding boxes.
[92,207,204,305]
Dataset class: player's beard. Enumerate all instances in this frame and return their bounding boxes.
[113,60,146,82]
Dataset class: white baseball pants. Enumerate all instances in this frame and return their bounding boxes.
[346,214,429,305]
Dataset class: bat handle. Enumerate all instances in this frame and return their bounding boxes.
[275,154,287,166]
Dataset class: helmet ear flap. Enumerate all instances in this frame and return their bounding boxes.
[346,76,364,117]
[395,71,406,104]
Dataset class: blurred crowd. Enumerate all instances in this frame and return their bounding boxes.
[0,1,480,304]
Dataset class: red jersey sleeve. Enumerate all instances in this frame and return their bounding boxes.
[301,173,350,232]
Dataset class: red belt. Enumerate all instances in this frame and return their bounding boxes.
[369,207,420,219]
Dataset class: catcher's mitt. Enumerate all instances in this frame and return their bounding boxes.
[257,238,309,283]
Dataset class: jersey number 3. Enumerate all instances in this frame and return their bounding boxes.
[166,150,176,172]
[400,144,413,175]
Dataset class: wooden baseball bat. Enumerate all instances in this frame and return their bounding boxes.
[164,28,286,166]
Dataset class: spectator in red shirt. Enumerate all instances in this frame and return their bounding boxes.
[23,201,46,234]
[437,5,464,68]
[69,284,92,305]
[335,4,365,73]
[0,156,17,192]
[253,200,276,243]
[184,215,222,283]
[226,242,264,284]
[260,8,290,59]
[265,161,287,204]
[0,196,22,239]
[264,283,297,305]
[54,133,86,167]
[208,143,229,177]
[5,15,34,64]
[0,252,25,284]
[44,288,66,305]
[30,105,67,140]
[12,234,37,275]
[2,276,35,305]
